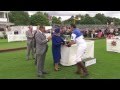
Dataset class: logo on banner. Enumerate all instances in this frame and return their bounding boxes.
[111,40,117,46]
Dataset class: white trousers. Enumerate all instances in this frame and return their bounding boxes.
[75,45,87,63]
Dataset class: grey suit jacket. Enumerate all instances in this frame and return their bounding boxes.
[26,30,34,43]
[35,30,48,55]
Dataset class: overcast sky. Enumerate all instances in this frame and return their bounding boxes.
[28,11,120,21]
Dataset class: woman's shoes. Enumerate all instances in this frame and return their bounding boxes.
[54,68,61,71]
[54,63,61,71]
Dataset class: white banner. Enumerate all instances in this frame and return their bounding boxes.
[60,40,94,66]
[7,34,27,42]
[7,25,52,42]
[106,37,120,53]
[7,33,51,42]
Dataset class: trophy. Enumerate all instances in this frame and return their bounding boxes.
[64,35,71,47]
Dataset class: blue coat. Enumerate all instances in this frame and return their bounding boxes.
[52,34,65,64]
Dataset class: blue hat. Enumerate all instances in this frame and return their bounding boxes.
[55,28,60,33]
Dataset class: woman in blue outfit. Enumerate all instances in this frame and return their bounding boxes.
[52,28,65,71]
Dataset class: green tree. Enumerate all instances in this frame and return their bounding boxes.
[113,18,120,25]
[44,12,49,18]
[63,13,120,25]
[58,17,61,21]
[79,14,94,24]
[8,11,30,25]
[52,16,61,24]
[30,12,49,26]
[93,18,102,24]
[106,17,113,24]
[63,16,75,24]
[94,13,107,24]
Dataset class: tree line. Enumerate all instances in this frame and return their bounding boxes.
[8,11,120,26]
[8,11,61,26]
[64,14,120,25]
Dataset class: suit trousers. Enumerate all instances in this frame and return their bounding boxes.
[36,52,46,75]
[26,41,34,60]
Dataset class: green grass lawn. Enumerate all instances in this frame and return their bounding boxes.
[0,39,26,50]
[0,39,120,79]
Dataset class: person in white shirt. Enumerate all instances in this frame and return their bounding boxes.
[26,25,34,60]
[67,24,89,77]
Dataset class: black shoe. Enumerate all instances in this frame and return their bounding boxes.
[80,73,89,78]
[42,71,49,74]
[75,71,80,74]
[37,74,45,78]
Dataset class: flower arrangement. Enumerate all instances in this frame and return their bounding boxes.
[111,41,117,46]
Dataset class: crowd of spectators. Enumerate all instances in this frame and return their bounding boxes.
[53,25,120,39]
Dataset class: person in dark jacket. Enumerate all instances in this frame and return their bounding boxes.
[52,28,65,71]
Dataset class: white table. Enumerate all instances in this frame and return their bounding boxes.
[106,36,120,53]
[60,40,95,66]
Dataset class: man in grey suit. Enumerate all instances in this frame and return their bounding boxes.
[26,25,34,60]
[35,25,51,78]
